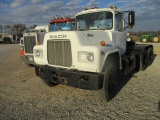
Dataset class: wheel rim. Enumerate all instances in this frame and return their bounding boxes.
[153,37,159,42]
[143,38,147,42]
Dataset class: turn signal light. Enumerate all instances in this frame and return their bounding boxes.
[20,50,24,55]
[92,7,98,9]
[37,41,40,45]
[100,41,105,46]
[110,6,113,9]
[84,8,88,10]
[110,6,118,10]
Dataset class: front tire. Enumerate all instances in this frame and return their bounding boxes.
[142,38,147,42]
[152,37,159,43]
[100,63,119,101]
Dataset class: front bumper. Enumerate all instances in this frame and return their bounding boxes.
[20,55,35,65]
[35,65,104,90]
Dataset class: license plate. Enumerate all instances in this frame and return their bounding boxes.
[29,57,33,61]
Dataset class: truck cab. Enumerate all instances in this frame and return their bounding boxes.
[49,17,75,31]
[33,7,153,101]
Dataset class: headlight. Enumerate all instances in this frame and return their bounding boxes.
[87,53,94,61]
[36,50,40,57]
[20,40,23,45]
[127,37,131,41]
[78,52,94,62]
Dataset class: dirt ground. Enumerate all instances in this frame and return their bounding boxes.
[0,43,160,120]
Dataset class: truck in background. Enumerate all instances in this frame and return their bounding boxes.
[49,17,75,31]
[20,25,48,66]
[20,17,75,66]
[33,6,153,101]
[30,25,49,33]
[0,33,14,44]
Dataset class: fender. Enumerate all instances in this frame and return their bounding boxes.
[101,49,121,72]
[33,45,45,65]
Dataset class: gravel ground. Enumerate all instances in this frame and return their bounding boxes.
[0,43,160,120]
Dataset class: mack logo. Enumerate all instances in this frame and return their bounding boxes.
[87,33,93,37]
[50,35,67,39]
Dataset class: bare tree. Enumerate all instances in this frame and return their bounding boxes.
[12,24,26,33]
[28,24,37,30]
[0,24,2,32]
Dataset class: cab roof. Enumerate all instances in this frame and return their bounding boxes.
[75,7,121,16]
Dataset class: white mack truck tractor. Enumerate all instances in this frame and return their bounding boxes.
[20,17,75,66]
[33,6,153,101]
[20,25,49,65]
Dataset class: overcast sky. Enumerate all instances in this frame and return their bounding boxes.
[0,0,160,31]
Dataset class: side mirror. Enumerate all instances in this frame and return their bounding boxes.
[128,11,135,27]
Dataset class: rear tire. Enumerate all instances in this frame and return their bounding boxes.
[140,50,148,71]
[147,47,153,66]
[152,37,159,43]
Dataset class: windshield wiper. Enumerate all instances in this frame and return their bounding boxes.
[97,26,109,30]
[78,28,87,31]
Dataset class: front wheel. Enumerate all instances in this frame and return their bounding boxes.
[100,63,119,101]
[142,38,147,42]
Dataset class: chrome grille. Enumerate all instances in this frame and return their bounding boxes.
[47,40,72,67]
[24,36,36,53]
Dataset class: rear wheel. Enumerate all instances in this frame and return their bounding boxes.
[152,37,159,43]
[140,50,148,71]
[147,47,153,66]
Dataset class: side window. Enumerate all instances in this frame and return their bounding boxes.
[115,14,123,30]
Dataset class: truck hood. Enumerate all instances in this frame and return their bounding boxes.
[45,31,112,45]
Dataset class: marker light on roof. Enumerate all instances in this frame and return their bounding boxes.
[110,6,118,10]
[92,7,98,9]
[37,41,40,45]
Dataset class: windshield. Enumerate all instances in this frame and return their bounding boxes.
[76,11,113,30]
[30,30,40,32]
[49,22,74,31]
